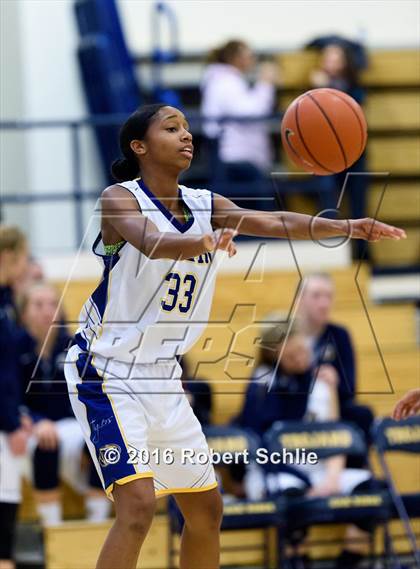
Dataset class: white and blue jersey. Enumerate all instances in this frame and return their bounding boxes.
[65,180,221,498]
[75,179,220,365]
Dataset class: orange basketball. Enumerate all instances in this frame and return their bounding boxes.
[281,88,368,175]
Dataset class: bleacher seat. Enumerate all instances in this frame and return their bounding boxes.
[277,48,420,89]
[361,50,420,86]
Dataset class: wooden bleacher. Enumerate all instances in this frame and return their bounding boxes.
[277,48,420,269]
[278,49,420,89]
[38,263,419,568]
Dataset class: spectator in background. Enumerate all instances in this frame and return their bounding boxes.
[238,316,373,568]
[19,282,111,525]
[297,273,374,466]
[0,226,31,569]
[309,42,368,258]
[310,43,364,104]
[200,39,278,210]
[237,316,313,437]
[13,257,44,299]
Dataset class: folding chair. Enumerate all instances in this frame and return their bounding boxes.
[263,420,392,568]
[167,425,283,569]
[372,416,420,568]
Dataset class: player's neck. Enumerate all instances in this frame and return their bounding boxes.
[140,168,179,200]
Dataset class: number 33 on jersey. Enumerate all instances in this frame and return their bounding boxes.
[75,180,220,365]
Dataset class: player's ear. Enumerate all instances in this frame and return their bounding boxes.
[130,139,147,156]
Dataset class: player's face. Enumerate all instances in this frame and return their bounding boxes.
[140,107,194,173]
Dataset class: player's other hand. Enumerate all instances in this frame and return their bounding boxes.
[202,228,237,258]
[392,388,420,421]
[350,218,406,241]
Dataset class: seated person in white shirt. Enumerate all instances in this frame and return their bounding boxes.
[200,39,278,210]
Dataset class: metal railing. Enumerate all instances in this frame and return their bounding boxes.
[0,112,282,248]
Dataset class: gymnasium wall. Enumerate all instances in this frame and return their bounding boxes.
[1,0,419,254]
[120,0,420,53]
[0,0,103,253]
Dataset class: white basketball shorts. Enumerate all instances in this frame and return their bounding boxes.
[64,345,218,500]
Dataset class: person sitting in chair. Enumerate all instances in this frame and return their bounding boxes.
[297,272,374,468]
[19,282,111,525]
[238,314,375,569]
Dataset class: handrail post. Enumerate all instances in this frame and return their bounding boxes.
[70,123,83,249]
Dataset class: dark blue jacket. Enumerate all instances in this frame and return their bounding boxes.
[313,323,356,408]
[0,286,22,432]
[19,328,73,422]
[237,365,313,437]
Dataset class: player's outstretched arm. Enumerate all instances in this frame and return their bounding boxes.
[101,186,237,260]
[392,388,420,421]
[212,193,406,242]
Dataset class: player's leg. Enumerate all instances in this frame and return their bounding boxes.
[64,347,157,567]
[174,487,223,569]
[96,477,156,569]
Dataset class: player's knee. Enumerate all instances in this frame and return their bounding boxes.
[184,490,223,533]
[114,482,156,534]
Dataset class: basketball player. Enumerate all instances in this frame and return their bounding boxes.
[64,104,405,569]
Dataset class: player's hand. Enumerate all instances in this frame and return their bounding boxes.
[392,388,420,421]
[34,419,59,451]
[350,218,406,241]
[202,228,237,258]
[8,428,28,456]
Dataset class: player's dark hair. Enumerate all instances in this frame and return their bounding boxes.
[206,40,248,64]
[111,103,167,182]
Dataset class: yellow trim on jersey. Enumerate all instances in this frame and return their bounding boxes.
[105,471,155,497]
[155,481,219,497]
